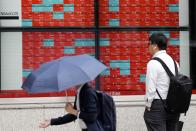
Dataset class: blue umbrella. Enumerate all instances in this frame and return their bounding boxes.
[22,54,107,93]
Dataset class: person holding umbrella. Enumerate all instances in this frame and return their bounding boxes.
[39,83,104,131]
[21,54,108,131]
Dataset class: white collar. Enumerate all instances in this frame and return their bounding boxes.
[152,50,166,58]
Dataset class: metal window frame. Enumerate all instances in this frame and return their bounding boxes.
[189,0,196,89]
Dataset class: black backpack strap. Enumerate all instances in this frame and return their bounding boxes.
[152,57,174,108]
[156,89,168,109]
[172,59,179,76]
[152,57,174,78]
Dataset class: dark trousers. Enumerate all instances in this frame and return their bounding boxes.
[82,129,88,131]
[144,100,180,131]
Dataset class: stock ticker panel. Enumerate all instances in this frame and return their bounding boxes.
[22,0,94,26]
[100,0,179,27]
[22,0,179,27]
[22,32,95,95]
[99,31,179,95]
[22,0,180,95]
[22,31,180,95]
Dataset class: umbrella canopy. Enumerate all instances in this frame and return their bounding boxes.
[22,54,107,93]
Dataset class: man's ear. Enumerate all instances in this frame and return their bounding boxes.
[153,44,158,49]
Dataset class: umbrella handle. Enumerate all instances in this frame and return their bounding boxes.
[65,90,69,103]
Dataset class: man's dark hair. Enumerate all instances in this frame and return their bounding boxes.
[149,32,168,50]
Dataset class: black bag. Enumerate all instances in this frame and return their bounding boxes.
[153,57,192,114]
[96,91,116,131]
[175,121,184,131]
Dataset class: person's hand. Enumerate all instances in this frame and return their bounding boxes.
[65,102,74,113]
[65,102,78,116]
[39,119,50,128]
[145,106,151,111]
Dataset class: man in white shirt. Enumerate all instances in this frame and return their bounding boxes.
[143,33,180,131]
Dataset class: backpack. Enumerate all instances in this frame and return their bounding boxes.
[153,57,192,114]
[96,91,116,131]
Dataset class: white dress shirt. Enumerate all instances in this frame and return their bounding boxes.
[76,85,87,129]
[145,50,179,108]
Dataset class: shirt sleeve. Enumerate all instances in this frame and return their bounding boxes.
[145,60,158,108]
[50,113,77,125]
